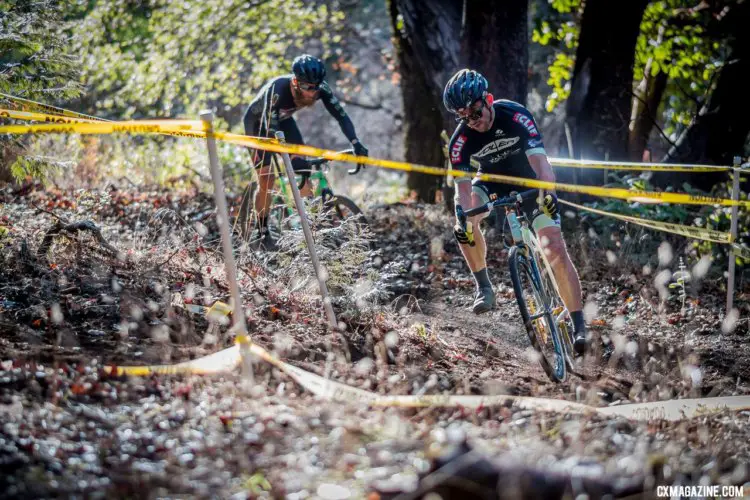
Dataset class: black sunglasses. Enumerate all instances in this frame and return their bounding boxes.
[455,99,485,123]
[298,81,320,91]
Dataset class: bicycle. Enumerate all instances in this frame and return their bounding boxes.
[455,189,576,382]
[238,149,366,245]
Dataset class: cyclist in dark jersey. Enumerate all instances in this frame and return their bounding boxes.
[243,54,368,247]
[444,69,587,355]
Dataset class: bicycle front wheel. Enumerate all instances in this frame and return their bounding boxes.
[508,245,567,382]
[324,194,367,230]
[534,246,576,372]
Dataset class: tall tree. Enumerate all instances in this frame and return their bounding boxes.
[0,0,82,182]
[68,0,344,123]
[564,0,651,169]
[628,22,668,162]
[533,0,744,190]
[389,0,528,202]
[663,0,750,170]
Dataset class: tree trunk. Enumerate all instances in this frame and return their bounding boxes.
[628,24,668,162]
[565,0,650,174]
[659,0,750,188]
[389,0,460,203]
[389,0,528,203]
[461,1,528,104]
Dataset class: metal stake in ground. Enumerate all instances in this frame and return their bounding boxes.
[726,156,744,315]
[274,131,338,329]
[200,111,253,382]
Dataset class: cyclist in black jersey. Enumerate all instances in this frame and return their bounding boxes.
[444,69,587,355]
[242,54,368,247]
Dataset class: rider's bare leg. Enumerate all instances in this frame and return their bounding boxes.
[254,165,275,219]
[536,225,587,353]
[299,177,312,197]
[459,210,490,272]
[536,226,583,312]
[456,180,495,313]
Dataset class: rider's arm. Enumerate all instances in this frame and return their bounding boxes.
[512,104,554,194]
[447,130,480,209]
[244,80,280,136]
[319,82,358,143]
[528,154,556,184]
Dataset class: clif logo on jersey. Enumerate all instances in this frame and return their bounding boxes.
[451,134,467,163]
[513,112,539,137]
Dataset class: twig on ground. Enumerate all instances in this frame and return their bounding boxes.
[30,201,68,223]
[37,220,118,257]
[151,245,185,272]
[65,401,117,429]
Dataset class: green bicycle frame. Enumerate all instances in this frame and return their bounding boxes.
[271,155,332,210]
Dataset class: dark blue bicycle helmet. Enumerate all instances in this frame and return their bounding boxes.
[443,69,488,113]
[292,54,326,84]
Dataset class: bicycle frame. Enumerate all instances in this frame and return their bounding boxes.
[505,207,570,359]
[459,189,575,376]
[270,154,334,206]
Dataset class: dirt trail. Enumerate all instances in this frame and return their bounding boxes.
[1,185,749,498]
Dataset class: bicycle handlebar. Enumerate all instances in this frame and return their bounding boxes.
[463,189,539,218]
[297,149,364,190]
[307,149,364,175]
[455,189,539,247]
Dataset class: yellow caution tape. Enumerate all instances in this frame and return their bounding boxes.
[732,243,750,260]
[0,108,98,124]
[559,199,733,243]
[184,301,233,317]
[549,157,732,173]
[0,107,209,139]
[0,92,109,122]
[104,339,750,421]
[106,343,242,376]
[0,95,210,139]
[207,132,750,208]
[0,119,205,136]
[4,93,741,174]
[2,113,748,207]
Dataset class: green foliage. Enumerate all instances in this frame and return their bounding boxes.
[532,0,736,140]
[531,0,580,112]
[692,181,750,267]
[94,135,209,185]
[10,155,68,184]
[7,134,81,185]
[633,1,726,139]
[549,0,580,14]
[1,0,83,183]
[69,0,345,123]
[544,53,575,112]
[582,174,749,268]
[0,0,82,100]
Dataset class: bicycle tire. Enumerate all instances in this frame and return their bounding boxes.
[324,194,367,230]
[244,181,291,241]
[508,245,567,382]
[534,248,576,371]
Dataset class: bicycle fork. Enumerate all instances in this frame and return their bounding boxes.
[526,252,566,361]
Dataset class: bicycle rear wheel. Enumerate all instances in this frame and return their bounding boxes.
[508,245,567,382]
[244,181,291,244]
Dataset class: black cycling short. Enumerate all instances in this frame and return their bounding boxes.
[251,117,305,170]
[471,178,561,232]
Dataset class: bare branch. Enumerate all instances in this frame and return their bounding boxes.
[37,220,118,257]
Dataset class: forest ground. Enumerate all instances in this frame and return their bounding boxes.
[0,181,749,499]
